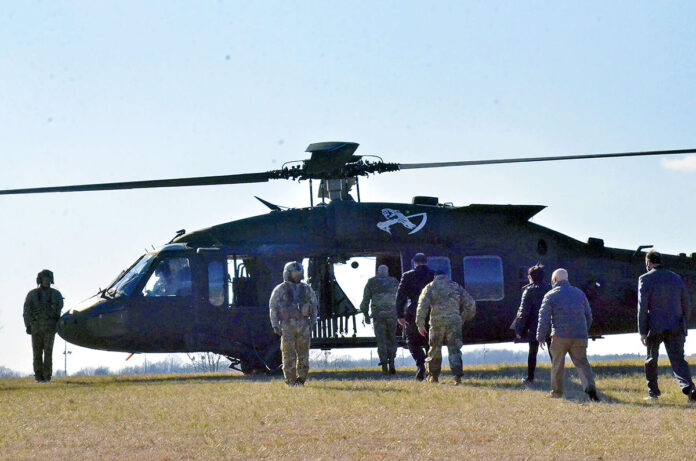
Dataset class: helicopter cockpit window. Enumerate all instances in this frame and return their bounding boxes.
[108,254,155,297]
[142,257,192,298]
[462,256,504,301]
[208,261,225,307]
[412,256,451,278]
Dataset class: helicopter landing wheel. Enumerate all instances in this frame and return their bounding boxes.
[240,360,267,376]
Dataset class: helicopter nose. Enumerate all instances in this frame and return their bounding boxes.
[57,310,92,347]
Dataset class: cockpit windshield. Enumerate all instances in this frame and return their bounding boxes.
[107,254,156,297]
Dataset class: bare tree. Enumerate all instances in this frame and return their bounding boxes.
[186,352,222,373]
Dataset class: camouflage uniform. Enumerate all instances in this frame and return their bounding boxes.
[269,264,318,385]
[416,275,475,381]
[24,286,63,382]
[360,275,399,370]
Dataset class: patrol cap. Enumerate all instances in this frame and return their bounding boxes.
[413,253,427,265]
[36,269,54,285]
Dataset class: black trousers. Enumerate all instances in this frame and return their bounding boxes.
[527,339,552,380]
[405,321,428,369]
[645,329,694,395]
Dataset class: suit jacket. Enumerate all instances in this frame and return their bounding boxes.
[395,265,435,322]
[637,266,691,337]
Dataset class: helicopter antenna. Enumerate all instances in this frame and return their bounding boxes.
[633,245,654,257]
[254,196,283,212]
[168,229,186,243]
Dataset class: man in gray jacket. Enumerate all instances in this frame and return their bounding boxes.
[537,268,599,401]
[638,250,695,401]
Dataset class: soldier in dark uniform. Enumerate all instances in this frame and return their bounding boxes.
[23,269,63,382]
[396,253,435,380]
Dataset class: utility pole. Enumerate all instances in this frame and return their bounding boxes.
[63,341,72,376]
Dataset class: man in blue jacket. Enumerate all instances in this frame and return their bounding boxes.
[537,268,599,401]
[638,250,695,401]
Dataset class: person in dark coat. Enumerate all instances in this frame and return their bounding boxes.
[638,250,696,401]
[510,265,551,383]
[396,253,435,380]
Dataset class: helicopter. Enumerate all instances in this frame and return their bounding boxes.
[2,141,696,374]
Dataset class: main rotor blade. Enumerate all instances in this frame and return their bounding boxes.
[0,171,272,195]
[399,148,696,170]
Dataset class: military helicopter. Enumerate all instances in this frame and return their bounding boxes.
[3,142,696,374]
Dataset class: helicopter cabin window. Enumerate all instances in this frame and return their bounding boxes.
[462,256,504,301]
[142,257,192,297]
[412,256,451,278]
[228,257,258,307]
[208,261,226,307]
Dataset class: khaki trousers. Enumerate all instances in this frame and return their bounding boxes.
[280,319,311,383]
[426,322,463,378]
[372,317,397,366]
[550,336,596,396]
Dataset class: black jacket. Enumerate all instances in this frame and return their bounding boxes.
[396,265,435,321]
[510,282,550,341]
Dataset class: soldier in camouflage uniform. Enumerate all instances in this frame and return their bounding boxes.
[269,261,318,386]
[416,272,475,384]
[360,265,399,375]
[23,269,64,382]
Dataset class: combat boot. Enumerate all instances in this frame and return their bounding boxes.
[427,374,439,383]
[586,388,600,402]
[388,362,396,375]
[454,376,462,386]
[285,379,296,387]
[415,366,426,381]
[381,364,389,375]
[295,378,305,386]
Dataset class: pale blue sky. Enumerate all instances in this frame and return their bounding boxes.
[1,1,695,374]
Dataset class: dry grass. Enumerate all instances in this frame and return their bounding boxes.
[2,359,696,460]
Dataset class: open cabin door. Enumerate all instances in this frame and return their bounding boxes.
[307,253,402,348]
[307,256,359,341]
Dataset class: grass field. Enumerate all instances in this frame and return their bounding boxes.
[2,359,696,460]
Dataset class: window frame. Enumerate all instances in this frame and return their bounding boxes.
[141,256,194,298]
[207,260,226,307]
[462,255,505,301]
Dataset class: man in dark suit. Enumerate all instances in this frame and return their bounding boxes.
[396,253,434,380]
[638,250,696,401]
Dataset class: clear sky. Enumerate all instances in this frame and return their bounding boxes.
[2,1,695,374]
